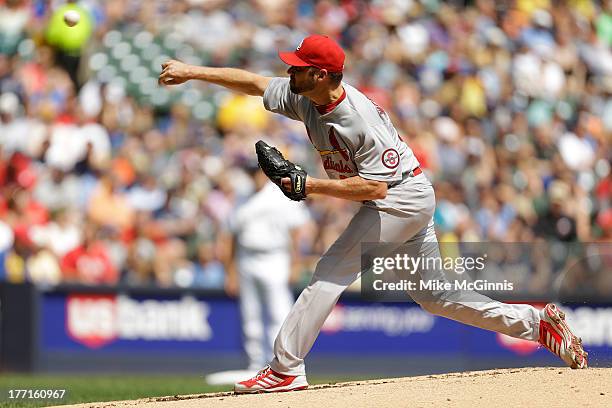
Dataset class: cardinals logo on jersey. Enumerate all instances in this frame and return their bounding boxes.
[317,149,340,156]
[327,128,350,160]
[313,127,350,160]
[323,156,354,174]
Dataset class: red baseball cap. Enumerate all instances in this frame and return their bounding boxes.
[279,35,345,73]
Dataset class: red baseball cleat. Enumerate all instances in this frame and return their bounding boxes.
[234,365,308,394]
[539,304,588,369]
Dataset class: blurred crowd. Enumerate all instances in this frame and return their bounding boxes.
[0,0,610,292]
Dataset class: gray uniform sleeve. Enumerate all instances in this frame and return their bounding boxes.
[262,77,303,121]
[352,124,404,183]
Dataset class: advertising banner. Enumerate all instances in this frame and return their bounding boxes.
[40,292,241,353]
[38,290,612,365]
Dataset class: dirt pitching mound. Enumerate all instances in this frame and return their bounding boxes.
[52,367,611,408]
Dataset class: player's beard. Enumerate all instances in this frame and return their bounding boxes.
[289,75,316,94]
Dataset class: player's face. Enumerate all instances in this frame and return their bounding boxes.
[287,66,318,94]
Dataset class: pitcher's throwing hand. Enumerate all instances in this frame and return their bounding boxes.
[158,60,191,85]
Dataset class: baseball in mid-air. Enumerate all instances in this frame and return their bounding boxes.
[63,10,80,27]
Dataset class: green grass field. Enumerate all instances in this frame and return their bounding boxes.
[0,374,231,408]
[0,374,348,408]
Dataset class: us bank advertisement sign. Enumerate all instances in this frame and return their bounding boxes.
[38,291,612,362]
[40,292,242,352]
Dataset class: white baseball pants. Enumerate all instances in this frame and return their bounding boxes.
[270,174,541,375]
[238,252,294,370]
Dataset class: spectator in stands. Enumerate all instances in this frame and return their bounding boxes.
[60,223,118,285]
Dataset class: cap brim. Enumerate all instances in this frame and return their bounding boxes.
[278,51,311,67]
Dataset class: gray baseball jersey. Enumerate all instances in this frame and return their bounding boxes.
[263,78,420,212]
[260,78,543,379]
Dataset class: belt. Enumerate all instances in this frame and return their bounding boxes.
[409,167,422,177]
[388,166,423,188]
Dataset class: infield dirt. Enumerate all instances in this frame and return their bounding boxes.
[51,367,612,408]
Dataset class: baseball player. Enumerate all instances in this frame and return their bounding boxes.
[206,164,310,385]
[159,34,588,394]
